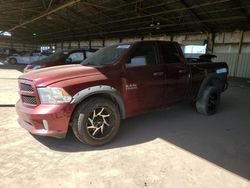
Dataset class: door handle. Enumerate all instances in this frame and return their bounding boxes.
[153,72,164,76]
[178,69,187,73]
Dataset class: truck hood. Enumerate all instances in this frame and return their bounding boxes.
[19,64,106,86]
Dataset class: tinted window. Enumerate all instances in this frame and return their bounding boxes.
[160,43,181,63]
[129,44,157,66]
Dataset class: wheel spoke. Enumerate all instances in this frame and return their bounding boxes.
[100,123,104,134]
[103,118,110,127]
[92,127,101,136]
[88,117,94,126]
[97,107,105,116]
[93,109,97,118]
[87,126,96,130]
[101,114,110,118]
[86,106,113,138]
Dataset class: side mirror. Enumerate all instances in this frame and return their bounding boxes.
[66,58,72,63]
[125,56,146,68]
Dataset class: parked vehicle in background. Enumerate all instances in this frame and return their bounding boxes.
[24,48,98,72]
[16,41,228,146]
[0,48,17,59]
[7,51,47,65]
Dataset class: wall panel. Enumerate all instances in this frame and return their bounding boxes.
[237,54,250,78]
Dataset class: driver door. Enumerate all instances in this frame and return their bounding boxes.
[124,42,165,113]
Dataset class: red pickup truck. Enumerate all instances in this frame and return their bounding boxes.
[16,41,228,146]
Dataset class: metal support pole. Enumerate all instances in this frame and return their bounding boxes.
[102,39,105,47]
[207,32,215,53]
[89,40,91,48]
[234,30,244,77]
[69,41,71,49]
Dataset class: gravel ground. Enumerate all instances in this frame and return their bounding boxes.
[0,62,249,188]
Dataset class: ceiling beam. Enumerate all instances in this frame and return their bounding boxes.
[29,0,231,39]
[66,7,104,30]
[234,0,250,21]
[179,0,211,32]
[76,0,177,24]
[36,16,245,42]
[79,1,129,14]
[26,6,248,38]
[3,0,80,33]
[46,0,54,11]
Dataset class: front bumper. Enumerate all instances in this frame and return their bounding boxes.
[16,100,74,138]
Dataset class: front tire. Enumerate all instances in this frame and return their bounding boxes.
[72,97,120,146]
[196,86,220,115]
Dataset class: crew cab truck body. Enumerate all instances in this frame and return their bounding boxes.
[16,41,228,146]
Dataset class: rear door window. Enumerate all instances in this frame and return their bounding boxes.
[160,42,181,64]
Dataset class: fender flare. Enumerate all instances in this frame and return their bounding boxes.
[196,73,224,100]
[71,85,125,119]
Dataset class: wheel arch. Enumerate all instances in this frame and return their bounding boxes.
[71,85,125,119]
[196,73,225,100]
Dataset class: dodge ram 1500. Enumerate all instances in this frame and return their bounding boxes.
[16,41,228,146]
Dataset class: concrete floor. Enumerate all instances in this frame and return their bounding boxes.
[0,61,250,188]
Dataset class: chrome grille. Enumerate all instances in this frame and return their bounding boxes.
[22,96,37,105]
[20,83,33,92]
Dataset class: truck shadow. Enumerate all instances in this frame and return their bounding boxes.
[33,87,250,180]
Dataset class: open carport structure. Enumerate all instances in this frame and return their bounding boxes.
[0,0,250,187]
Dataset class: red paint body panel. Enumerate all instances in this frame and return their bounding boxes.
[16,41,228,138]
[16,99,75,137]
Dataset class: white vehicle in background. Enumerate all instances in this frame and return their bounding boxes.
[7,52,47,65]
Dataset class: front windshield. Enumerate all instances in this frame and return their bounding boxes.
[81,44,131,66]
[43,51,67,61]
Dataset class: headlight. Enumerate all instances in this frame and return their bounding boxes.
[37,87,72,104]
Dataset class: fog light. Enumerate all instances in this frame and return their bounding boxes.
[42,120,49,130]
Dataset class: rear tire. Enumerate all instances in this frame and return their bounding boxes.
[72,97,120,146]
[9,58,17,64]
[196,86,220,115]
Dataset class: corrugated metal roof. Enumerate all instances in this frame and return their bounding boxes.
[0,0,250,42]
